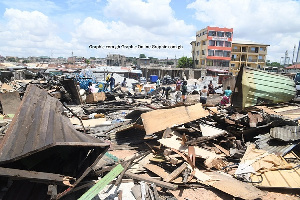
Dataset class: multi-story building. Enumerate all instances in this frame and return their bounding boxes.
[230,41,269,75]
[192,26,233,70]
[106,54,126,67]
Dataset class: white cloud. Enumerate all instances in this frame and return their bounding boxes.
[0,1,196,59]
[104,0,173,28]
[71,16,193,58]
[187,0,300,62]
[0,9,72,57]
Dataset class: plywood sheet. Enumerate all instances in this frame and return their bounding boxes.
[204,172,266,199]
[252,168,300,189]
[141,104,209,135]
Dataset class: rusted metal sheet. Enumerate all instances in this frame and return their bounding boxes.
[0,84,109,164]
[0,91,21,114]
[232,66,296,109]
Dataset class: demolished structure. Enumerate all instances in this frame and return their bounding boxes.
[0,66,299,199]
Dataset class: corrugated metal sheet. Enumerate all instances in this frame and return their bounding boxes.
[232,67,296,109]
[0,84,108,164]
[270,126,300,141]
[254,134,297,156]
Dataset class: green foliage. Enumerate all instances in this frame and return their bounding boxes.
[177,56,193,68]
[266,60,282,67]
[139,54,146,58]
[7,57,16,62]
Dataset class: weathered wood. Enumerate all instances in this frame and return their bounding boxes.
[124,172,178,190]
[0,167,74,185]
[164,163,188,182]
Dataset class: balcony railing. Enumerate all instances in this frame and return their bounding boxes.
[248,50,258,53]
[248,59,257,62]
[231,58,239,61]
[258,59,265,62]
[232,49,241,52]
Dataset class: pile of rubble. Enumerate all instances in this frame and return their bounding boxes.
[0,67,299,200]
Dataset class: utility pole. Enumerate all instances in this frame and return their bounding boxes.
[292,45,296,64]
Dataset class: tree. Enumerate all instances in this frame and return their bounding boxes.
[139,54,146,58]
[177,56,193,68]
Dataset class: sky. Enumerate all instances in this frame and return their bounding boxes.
[0,0,299,63]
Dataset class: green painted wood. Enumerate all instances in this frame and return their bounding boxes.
[78,164,124,200]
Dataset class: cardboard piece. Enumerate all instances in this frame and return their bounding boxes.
[86,92,106,103]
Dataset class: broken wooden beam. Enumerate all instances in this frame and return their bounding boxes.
[124,172,178,190]
[0,167,75,186]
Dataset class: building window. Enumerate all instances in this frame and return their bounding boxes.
[208,31,216,36]
[215,50,223,57]
[201,60,205,65]
[231,54,237,61]
[196,51,199,56]
[207,60,213,66]
[208,50,214,56]
[209,40,215,46]
[195,60,199,65]
[224,51,231,57]
[217,32,224,37]
[225,32,232,38]
[216,41,224,47]
[225,41,231,47]
[202,41,206,45]
[197,42,200,46]
[202,50,205,55]
[231,63,235,67]
[259,55,263,59]
[260,47,265,51]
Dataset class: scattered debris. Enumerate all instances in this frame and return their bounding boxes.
[0,67,299,200]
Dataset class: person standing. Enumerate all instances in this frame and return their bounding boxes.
[104,73,111,91]
[109,74,115,92]
[181,81,188,102]
[200,86,208,104]
[176,79,181,91]
[121,77,127,87]
[208,80,215,95]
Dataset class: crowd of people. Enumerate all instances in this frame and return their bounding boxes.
[88,73,232,106]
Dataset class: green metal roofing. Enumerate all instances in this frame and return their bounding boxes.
[232,67,296,109]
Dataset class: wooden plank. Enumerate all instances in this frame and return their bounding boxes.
[204,172,266,199]
[213,144,230,156]
[78,164,124,200]
[0,167,74,185]
[144,164,169,180]
[164,163,188,182]
[141,104,209,135]
[124,172,178,190]
[253,169,300,189]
